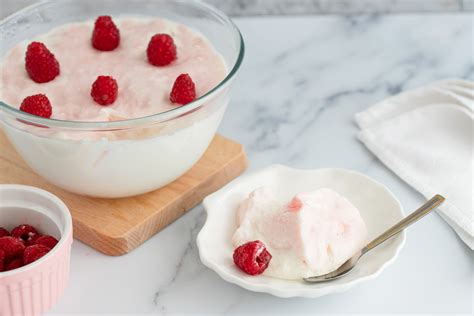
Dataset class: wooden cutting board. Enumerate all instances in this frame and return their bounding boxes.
[0,131,247,256]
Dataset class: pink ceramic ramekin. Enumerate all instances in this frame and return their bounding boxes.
[0,184,73,316]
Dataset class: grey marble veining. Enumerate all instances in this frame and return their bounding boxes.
[207,0,473,15]
[39,13,473,314]
[1,0,473,17]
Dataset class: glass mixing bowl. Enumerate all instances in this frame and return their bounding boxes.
[0,0,244,198]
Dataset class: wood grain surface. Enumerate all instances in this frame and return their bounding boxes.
[0,131,247,255]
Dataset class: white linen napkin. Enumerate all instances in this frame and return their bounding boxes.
[355,79,473,249]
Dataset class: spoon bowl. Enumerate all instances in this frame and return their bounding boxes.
[304,251,362,282]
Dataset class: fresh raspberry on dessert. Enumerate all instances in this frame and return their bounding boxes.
[23,244,50,265]
[11,224,39,243]
[233,240,272,275]
[92,16,120,51]
[91,75,118,105]
[35,235,59,249]
[25,41,60,83]
[0,236,25,261]
[20,94,52,118]
[0,227,9,238]
[5,258,24,271]
[0,249,5,272]
[147,33,177,66]
[170,73,196,105]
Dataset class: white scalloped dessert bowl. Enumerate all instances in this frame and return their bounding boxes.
[197,165,405,298]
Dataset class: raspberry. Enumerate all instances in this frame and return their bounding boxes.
[92,16,120,51]
[26,234,40,246]
[20,94,52,118]
[11,224,39,243]
[287,197,302,212]
[91,75,118,105]
[5,258,24,271]
[0,227,9,238]
[170,74,196,105]
[233,240,272,275]
[0,249,4,272]
[0,236,25,261]
[25,41,60,83]
[23,244,50,265]
[147,34,177,66]
[35,235,59,249]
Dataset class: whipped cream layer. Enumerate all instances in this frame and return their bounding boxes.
[0,17,227,121]
[232,187,368,280]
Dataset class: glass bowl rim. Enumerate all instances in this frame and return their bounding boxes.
[0,0,245,130]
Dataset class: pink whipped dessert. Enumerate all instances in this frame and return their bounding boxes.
[0,15,233,198]
[232,187,368,279]
[0,17,227,121]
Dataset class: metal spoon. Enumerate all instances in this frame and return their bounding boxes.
[304,194,445,283]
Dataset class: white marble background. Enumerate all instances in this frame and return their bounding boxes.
[41,13,471,315]
[1,0,473,17]
[1,0,473,315]
[206,0,474,15]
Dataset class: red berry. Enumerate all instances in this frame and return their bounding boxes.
[25,234,40,246]
[5,258,24,271]
[170,74,196,105]
[25,41,60,83]
[0,249,5,272]
[147,34,177,66]
[35,235,59,249]
[233,240,272,275]
[0,236,25,261]
[287,197,303,212]
[0,227,9,238]
[92,16,120,51]
[23,244,50,265]
[20,94,52,118]
[91,75,118,105]
[11,224,39,243]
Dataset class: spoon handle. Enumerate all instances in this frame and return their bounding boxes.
[361,195,445,255]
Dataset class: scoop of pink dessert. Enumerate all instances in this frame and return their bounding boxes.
[232,187,368,280]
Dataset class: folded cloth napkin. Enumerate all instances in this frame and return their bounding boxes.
[355,79,473,249]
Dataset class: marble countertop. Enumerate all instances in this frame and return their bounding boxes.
[1,0,473,16]
[205,0,473,15]
[41,13,474,315]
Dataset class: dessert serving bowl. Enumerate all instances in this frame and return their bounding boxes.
[0,184,73,316]
[0,0,244,198]
[197,165,406,298]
